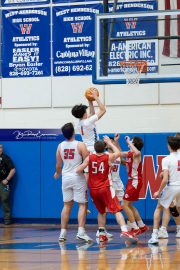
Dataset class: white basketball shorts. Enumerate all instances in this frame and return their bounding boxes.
[159,185,180,209]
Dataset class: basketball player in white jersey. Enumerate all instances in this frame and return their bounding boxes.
[71,88,106,157]
[54,122,93,243]
[72,89,106,215]
[96,133,126,238]
[149,135,180,244]
[158,132,180,239]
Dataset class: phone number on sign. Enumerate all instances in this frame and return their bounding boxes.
[9,71,43,76]
[55,65,92,73]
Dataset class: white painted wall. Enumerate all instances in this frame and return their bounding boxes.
[0,0,180,133]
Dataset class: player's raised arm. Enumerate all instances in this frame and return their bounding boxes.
[77,156,89,174]
[88,99,95,118]
[103,135,121,161]
[125,136,141,157]
[90,89,106,120]
[114,133,126,165]
[54,144,62,180]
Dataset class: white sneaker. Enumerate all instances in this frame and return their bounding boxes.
[59,232,66,242]
[96,230,113,238]
[148,233,159,245]
[76,229,93,243]
[158,227,168,238]
[176,227,180,238]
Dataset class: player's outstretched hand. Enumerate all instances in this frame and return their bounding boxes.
[54,172,60,180]
[153,191,159,199]
[103,135,111,145]
[114,133,120,141]
[89,88,98,100]
[125,136,130,143]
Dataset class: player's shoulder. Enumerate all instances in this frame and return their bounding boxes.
[162,155,170,163]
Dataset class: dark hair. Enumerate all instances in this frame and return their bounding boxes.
[61,123,74,140]
[132,136,144,151]
[71,104,88,119]
[94,140,106,153]
[104,136,114,147]
[167,135,180,151]
[175,133,180,139]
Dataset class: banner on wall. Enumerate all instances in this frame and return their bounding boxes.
[1,0,50,7]
[1,8,51,78]
[53,3,103,76]
[53,0,99,3]
[106,1,158,75]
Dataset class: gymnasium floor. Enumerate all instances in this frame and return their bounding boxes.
[0,224,179,270]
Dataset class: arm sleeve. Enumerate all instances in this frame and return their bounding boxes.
[5,156,15,171]
[86,114,98,125]
[162,157,169,171]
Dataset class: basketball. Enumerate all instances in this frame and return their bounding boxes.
[85,87,99,101]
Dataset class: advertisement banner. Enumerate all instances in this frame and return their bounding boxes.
[105,1,158,75]
[53,0,100,3]
[1,0,50,7]
[1,8,51,78]
[53,4,103,76]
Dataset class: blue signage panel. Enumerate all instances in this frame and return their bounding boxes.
[1,0,50,7]
[53,4,103,76]
[1,8,51,78]
[53,0,99,4]
[102,1,158,75]
[0,129,64,141]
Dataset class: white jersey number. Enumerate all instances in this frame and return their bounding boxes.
[92,162,104,174]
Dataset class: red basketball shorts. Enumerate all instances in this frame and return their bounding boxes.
[123,179,142,201]
[90,186,122,215]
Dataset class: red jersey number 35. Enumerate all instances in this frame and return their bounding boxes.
[92,162,104,174]
[64,149,75,159]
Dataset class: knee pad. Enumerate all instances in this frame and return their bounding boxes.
[170,206,180,217]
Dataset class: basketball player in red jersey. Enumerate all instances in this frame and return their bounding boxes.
[54,122,93,243]
[77,136,138,244]
[121,136,148,237]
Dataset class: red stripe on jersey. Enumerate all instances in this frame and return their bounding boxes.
[81,126,84,135]
[88,154,111,189]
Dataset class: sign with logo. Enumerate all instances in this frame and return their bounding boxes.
[1,0,50,7]
[53,0,99,4]
[1,8,51,78]
[0,129,64,141]
[105,1,158,75]
[53,4,103,76]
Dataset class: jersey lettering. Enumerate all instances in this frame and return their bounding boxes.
[81,126,84,135]
[92,162,104,174]
[64,149,75,159]
[178,160,180,171]
[113,165,118,172]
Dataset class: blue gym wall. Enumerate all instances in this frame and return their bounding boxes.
[0,129,174,223]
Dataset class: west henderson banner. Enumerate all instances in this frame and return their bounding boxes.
[53,4,103,76]
[1,8,51,78]
[1,0,50,7]
[53,0,99,4]
[105,1,158,75]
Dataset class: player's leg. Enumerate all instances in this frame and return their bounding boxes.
[84,172,91,215]
[75,182,93,242]
[129,202,148,234]
[96,212,113,238]
[100,186,138,244]
[174,196,180,237]
[59,198,74,242]
[148,201,164,245]
[158,208,170,239]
